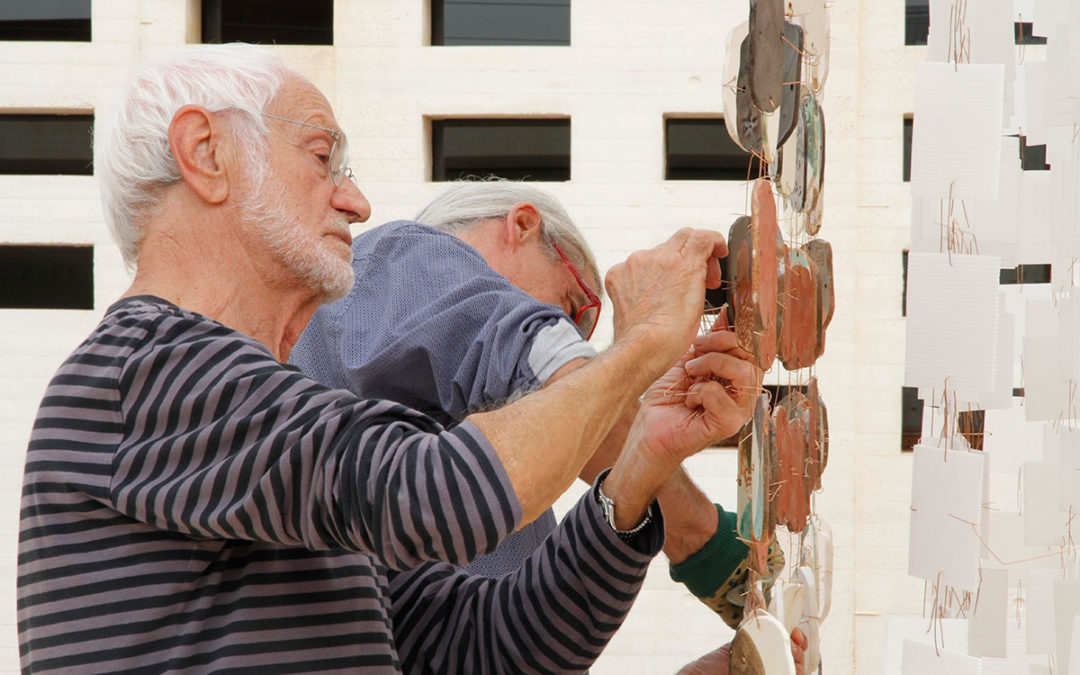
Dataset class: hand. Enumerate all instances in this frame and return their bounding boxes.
[791,627,809,675]
[600,314,760,530]
[675,627,808,675]
[605,228,727,373]
[675,643,729,675]
[633,313,761,470]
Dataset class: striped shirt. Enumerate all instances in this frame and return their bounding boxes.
[18,296,661,674]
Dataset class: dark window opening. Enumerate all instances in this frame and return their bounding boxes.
[956,409,985,451]
[0,114,93,175]
[1015,22,1047,45]
[762,384,809,410]
[710,383,811,447]
[1019,135,1050,171]
[905,0,929,46]
[0,245,93,309]
[0,0,91,41]
[665,117,763,181]
[202,0,333,45]
[705,281,729,315]
[901,386,923,451]
[432,0,570,46]
[1000,264,1051,285]
[903,116,914,182]
[432,119,570,181]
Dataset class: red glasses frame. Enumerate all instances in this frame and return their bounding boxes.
[553,242,602,340]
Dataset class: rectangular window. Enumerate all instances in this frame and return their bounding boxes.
[905,0,929,45]
[432,118,571,181]
[1019,135,1050,171]
[665,117,762,181]
[1000,264,1051,285]
[202,0,333,45]
[956,409,985,451]
[0,0,91,41]
[0,114,93,175]
[0,245,93,309]
[901,386,923,451]
[1014,22,1047,45]
[432,0,570,46]
[902,116,913,182]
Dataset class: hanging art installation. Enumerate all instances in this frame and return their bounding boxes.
[900,0,1080,672]
[712,0,835,672]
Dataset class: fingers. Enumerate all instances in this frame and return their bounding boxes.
[674,227,729,261]
[684,351,759,388]
[790,628,809,675]
[692,330,752,362]
[705,255,723,289]
[791,627,808,650]
[684,379,741,414]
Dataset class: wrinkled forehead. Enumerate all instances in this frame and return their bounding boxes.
[268,74,339,128]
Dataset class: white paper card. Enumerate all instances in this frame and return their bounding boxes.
[909,445,986,591]
[1057,580,1080,674]
[1015,171,1056,264]
[1052,427,1080,510]
[901,640,981,675]
[911,62,1005,201]
[904,252,1001,393]
[1070,616,1080,675]
[982,511,1057,588]
[970,568,1008,657]
[1023,336,1073,422]
[975,307,1015,409]
[1027,569,1056,653]
[1024,462,1069,545]
[983,405,1044,474]
[885,618,969,675]
[964,138,1022,265]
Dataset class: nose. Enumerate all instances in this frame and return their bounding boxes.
[332,178,372,224]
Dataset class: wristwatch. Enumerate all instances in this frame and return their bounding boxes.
[597,478,653,540]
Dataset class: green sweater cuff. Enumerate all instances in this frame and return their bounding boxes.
[668,504,750,599]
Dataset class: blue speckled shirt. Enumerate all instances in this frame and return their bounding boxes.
[290,221,597,576]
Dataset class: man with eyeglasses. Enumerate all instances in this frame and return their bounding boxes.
[18,44,799,674]
[290,180,773,607]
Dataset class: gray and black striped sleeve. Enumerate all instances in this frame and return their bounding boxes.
[29,303,522,567]
[388,474,665,674]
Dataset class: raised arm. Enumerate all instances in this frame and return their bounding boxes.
[468,228,728,523]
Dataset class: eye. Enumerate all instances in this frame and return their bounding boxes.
[315,152,331,166]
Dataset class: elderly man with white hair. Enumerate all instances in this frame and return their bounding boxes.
[17,43,788,674]
[290,180,768,611]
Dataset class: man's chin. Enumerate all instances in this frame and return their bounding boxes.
[318,266,355,304]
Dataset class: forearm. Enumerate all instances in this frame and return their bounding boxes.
[655,468,720,563]
[468,331,671,524]
[577,396,636,485]
[389,482,664,674]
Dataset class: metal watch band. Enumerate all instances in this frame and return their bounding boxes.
[597,477,653,538]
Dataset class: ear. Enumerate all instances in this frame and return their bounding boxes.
[168,105,232,205]
[503,202,543,251]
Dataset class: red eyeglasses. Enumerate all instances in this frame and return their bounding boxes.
[553,242,602,340]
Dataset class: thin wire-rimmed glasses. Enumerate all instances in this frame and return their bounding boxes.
[553,242,602,340]
[262,113,355,187]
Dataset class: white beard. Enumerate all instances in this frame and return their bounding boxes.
[242,171,355,304]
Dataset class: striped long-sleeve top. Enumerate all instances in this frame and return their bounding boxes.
[18,296,662,674]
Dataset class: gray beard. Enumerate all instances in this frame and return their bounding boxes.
[242,174,355,304]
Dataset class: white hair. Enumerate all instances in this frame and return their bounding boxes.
[97,43,290,270]
[415,179,602,297]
